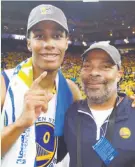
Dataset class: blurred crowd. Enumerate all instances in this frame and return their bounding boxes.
[1,51,135,98]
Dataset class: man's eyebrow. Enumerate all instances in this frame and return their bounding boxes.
[55,25,65,31]
[32,29,43,33]
[32,28,64,33]
[53,29,64,33]
[101,60,115,64]
[102,61,113,63]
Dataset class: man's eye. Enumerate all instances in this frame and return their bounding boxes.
[104,65,110,68]
[53,34,63,39]
[83,64,90,68]
[36,35,44,39]
[101,65,111,69]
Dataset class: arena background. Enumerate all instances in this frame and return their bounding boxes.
[1,1,135,98]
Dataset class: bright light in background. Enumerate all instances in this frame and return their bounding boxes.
[124,38,129,44]
[109,30,113,37]
[109,32,113,36]
[82,41,87,46]
[122,21,125,26]
[110,33,113,36]
[68,40,72,44]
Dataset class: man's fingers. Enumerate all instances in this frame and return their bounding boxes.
[25,90,45,96]
[34,101,48,113]
[25,96,48,102]
[31,71,47,89]
[24,92,53,112]
[130,95,135,100]
[47,93,54,101]
[25,91,54,102]
[31,100,48,111]
[130,95,135,107]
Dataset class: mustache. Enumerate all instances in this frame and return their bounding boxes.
[82,77,107,84]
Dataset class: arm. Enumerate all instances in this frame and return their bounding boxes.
[1,72,52,157]
[66,79,82,101]
[130,95,135,107]
[1,75,6,109]
[118,91,135,107]
[1,75,27,157]
[1,121,27,157]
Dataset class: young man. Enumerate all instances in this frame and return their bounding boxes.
[1,4,81,167]
[64,42,135,167]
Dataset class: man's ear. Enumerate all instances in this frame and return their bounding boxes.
[65,36,69,51]
[27,39,32,52]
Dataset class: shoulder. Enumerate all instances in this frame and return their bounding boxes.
[119,96,135,117]
[1,74,6,109]
[1,68,14,109]
[2,68,15,80]
[65,99,85,118]
[122,96,134,108]
[66,79,82,102]
[126,97,135,112]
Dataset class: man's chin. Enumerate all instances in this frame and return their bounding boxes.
[86,91,108,104]
[41,65,60,72]
[88,98,105,104]
[43,69,58,73]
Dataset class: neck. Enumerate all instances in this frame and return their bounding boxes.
[33,67,58,90]
[88,92,118,111]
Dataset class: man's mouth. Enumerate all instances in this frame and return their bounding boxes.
[86,81,105,88]
[40,54,59,61]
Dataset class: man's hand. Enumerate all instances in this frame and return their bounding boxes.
[18,71,53,128]
[130,95,135,107]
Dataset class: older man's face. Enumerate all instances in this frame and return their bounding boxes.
[81,49,122,104]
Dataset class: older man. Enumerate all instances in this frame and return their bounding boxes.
[64,42,135,167]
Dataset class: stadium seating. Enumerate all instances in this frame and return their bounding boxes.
[1,51,135,97]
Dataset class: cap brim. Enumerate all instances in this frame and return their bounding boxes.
[82,46,115,63]
[27,18,69,33]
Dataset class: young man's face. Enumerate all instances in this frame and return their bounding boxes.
[27,20,68,72]
[81,49,122,104]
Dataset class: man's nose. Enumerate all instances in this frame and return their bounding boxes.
[89,67,101,77]
[42,38,56,49]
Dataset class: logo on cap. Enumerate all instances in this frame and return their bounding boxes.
[40,6,52,15]
[119,127,131,139]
